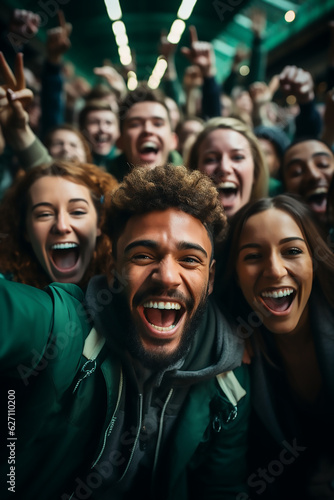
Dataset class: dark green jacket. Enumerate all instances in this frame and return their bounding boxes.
[0,278,250,500]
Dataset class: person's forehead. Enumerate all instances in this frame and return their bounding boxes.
[125,101,169,120]
[51,129,80,142]
[86,109,117,120]
[284,140,333,162]
[117,208,212,255]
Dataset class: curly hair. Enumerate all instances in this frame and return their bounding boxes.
[0,160,118,288]
[186,116,269,202]
[107,164,228,257]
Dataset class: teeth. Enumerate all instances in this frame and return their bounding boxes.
[143,301,181,310]
[140,141,158,152]
[51,243,78,250]
[148,323,175,332]
[307,187,328,197]
[262,288,294,299]
[217,181,237,191]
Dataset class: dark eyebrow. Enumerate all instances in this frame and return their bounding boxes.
[31,198,89,211]
[126,115,166,122]
[238,243,261,254]
[285,151,332,169]
[279,237,305,244]
[238,237,305,253]
[124,239,208,258]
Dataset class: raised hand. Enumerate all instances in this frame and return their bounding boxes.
[0,52,34,149]
[46,10,72,64]
[279,65,315,104]
[181,26,216,77]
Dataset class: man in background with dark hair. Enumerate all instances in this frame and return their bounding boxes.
[107,84,183,181]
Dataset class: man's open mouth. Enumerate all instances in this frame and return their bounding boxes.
[50,242,80,271]
[139,141,159,159]
[141,300,184,332]
[260,287,295,313]
[305,187,328,213]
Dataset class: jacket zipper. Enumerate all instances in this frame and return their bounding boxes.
[151,388,174,495]
[118,393,143,482]
[91,366,124,467]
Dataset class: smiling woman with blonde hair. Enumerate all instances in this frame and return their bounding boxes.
[186,117,269,218]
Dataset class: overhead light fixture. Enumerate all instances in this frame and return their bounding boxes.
[148,57,168,89]
[115,33,128,46]
[127,71,138,90]
[284,10,296,22]
[239,65,250,76]
[112,20,126,36]
[177,0,198,20]
[104,0,122,20]
[167,19,186,44]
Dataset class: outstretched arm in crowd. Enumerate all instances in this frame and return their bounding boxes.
[40,10,72,136]
[181,25,221,119]
[0,51,51,168]
[279,65,322,139]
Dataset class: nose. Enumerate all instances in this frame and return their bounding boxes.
[152,257,181,288]
[214,156,233,179]
[51,211,71,234]
[305,162,322,182]
[143,120,154,134]
[262,252,288,280]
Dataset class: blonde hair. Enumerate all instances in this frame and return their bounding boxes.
[186,117,269,202]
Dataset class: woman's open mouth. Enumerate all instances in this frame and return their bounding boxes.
[49,242,80,272]
[259,287,296,314]
[139,300,185,336]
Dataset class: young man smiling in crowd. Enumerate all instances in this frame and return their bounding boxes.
[107,84,183,182]
[0,165,249,500]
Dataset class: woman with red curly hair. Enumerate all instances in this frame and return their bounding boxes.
[0,160,118,288]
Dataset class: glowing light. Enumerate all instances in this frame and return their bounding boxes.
[177,0,198,20]
[239,65,250,76]
[286,95,297,105]
[112,20,126,36]
[104,0,122,21]
[167,19,186,44]
[285,10,296,22]
[127,71,138,90]
[120,52,132,66]
[148,76,160,89]
[118,45,131,58]
[115,33,128,47]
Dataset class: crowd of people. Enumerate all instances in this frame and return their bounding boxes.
[0,6,334,500]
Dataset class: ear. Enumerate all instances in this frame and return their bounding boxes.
[170,131,178,152]
[96,227,102,237]
[208,259,216,296]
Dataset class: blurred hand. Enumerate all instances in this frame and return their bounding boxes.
[93,65,127,99]
[46,10,72,64]
[249,81,272,105]
[0,52,34,147]
[279,65,314,104]
[8,9,40,40]
[181,26,216,78]
[159,30,176,60]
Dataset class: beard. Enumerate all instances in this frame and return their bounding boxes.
[111,283,210,371]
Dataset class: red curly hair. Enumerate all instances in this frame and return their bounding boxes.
[0,160,118,288]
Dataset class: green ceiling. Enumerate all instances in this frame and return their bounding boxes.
[2,0,334,85]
